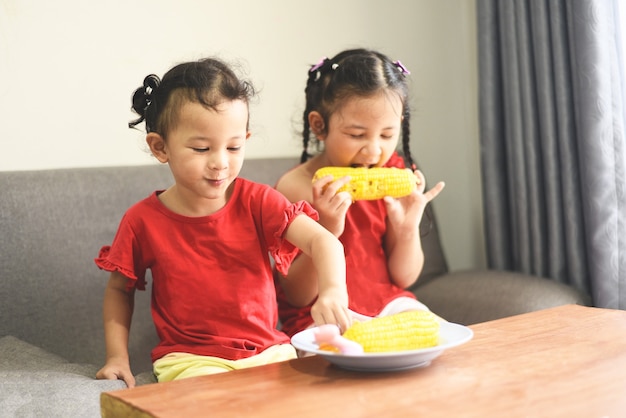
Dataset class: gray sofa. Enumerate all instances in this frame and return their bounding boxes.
[0,158,591,417]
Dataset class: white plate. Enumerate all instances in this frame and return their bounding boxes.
[291,321,473,372]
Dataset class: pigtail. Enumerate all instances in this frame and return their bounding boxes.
[301,116,311,163]
[301,57,330,163]
[400,111,416,171]
[400,110,433,237]
[300,117,311,163]
[129,74,161,132]
[301,79,314,163]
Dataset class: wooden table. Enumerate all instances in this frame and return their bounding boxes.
[101,305,626,417]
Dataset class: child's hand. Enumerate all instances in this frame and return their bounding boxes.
[96,358,136,388]
[311,174,353,236]
[384,169,444,232]
[309,286,352,334]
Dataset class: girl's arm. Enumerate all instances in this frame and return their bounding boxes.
[283,214,351,332]
[96,271,136,388]
[384,171,445,288]
[276,248,319,307]
[383,213,426,288]
[276,172,352,307]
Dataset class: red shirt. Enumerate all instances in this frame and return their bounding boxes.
[276,153,416,336]
[96,178,317,362]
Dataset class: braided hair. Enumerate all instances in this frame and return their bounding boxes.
[301,49,416,169]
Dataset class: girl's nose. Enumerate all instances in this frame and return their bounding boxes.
[361,140,382,157]
[209,151,228,170]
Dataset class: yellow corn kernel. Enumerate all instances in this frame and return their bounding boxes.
[342,311,439,353]
[312,167,418,200]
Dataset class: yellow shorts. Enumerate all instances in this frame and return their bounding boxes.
[153,344,297,382]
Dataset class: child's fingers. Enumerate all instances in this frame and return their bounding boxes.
[413,169,426,192]
[311,175,333,200]
[334,308,352,334]
[323,175,352,197]
[412,169,445,202]
[424,181,445,202]
[333,191,353,211]
[411,168,423,182]
[312,303,352,333]
[312,175,353,211]
[96,366,136,388]
[120,370,136,388]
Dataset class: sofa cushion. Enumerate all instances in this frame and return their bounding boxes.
[0,165,172,374]
[415,204,449,285]
[0,335,68,372]
[413,270,592,325]
[0,336,127,417]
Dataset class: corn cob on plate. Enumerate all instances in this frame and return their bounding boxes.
[342,310,440,352]
[291,312,473,372]
[312,167,419,200]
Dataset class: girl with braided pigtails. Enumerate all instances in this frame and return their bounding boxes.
[274,49,446,342]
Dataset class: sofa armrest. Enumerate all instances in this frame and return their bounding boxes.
[411,270,592,325]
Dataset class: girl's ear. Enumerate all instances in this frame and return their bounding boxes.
[146,133,168,163]
[308,111,327,141]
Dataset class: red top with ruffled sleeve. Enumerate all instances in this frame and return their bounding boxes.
[96,178,317,362]
[276,152,416,337]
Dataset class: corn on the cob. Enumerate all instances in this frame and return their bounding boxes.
[341,311,439,353]
[312,167,418,200]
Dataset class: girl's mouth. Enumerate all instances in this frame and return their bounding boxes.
[207,178,227,186]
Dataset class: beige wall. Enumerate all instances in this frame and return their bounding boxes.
[0,0,485,271]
